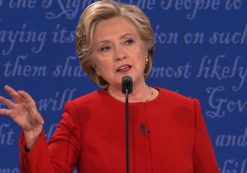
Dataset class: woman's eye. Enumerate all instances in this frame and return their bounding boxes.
[99,46,111,52]
[125,39,134,45]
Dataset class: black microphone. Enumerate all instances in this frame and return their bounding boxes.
[122,76,133,94]
[122,76,133,173]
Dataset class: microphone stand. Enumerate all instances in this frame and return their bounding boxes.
[125,88,130,173]
[122,76,133,173]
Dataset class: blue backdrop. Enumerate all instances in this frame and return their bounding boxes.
[0,0,247,172]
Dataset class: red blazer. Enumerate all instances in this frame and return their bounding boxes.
[19,88,219,173]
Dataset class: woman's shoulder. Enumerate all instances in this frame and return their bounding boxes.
[155,87,201,116]
[61,89,108,115]
[70,89,106,105]
[156,87,196,105]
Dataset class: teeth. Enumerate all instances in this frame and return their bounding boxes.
[117,65,131,72]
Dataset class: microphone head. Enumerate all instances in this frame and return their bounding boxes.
[122,76,133,94]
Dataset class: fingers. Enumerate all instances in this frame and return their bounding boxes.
[3,85,34,104]
[0,95,15,108]
[0,108,12,116]
[4,85,20,102]
[18,90,35,105]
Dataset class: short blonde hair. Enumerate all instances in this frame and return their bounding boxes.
[75,0,155,88]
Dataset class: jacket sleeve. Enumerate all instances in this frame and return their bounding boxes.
[19,100,81,173]
[193,99,220,173]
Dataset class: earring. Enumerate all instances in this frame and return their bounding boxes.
[96,70,101,76]
[94,64,101,76]
[145,57,149,64]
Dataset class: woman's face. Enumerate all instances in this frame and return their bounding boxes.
[92,16,147,89]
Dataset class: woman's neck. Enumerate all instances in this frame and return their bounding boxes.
[107,82,158,103]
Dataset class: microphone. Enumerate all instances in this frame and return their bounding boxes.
[122,76,133,94]
[122,76,133,173]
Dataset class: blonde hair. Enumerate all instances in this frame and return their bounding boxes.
[75,0,155,88]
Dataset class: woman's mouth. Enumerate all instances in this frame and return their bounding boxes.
[116,65,132,72]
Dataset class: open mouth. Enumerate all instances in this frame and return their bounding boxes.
[116,64,132,72]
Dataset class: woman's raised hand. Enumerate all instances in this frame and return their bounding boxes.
[0,85,44,149]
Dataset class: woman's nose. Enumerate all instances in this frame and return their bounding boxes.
[115,46,127,60]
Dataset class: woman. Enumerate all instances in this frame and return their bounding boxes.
[0,0,219,172]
